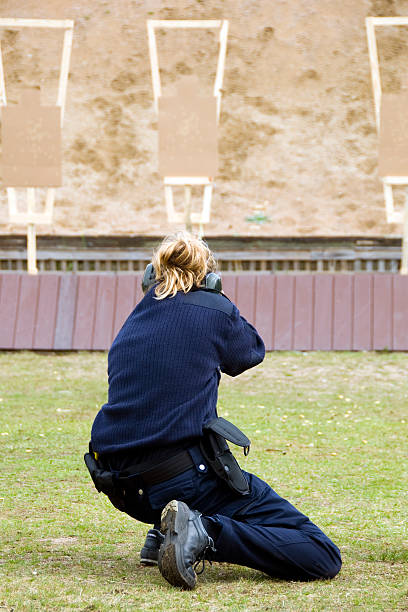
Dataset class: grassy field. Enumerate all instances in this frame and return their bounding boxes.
[0,351,407,611]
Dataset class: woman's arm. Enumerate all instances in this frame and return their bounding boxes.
[219,305,265,377]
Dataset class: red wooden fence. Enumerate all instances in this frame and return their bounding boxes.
[1,273,407,351]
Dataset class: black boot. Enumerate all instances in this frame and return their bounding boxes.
[140,528,164,566]
[158,499,215,590]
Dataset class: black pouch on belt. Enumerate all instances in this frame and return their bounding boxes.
[84,452,115,495]
[200,417,251,496]
[84,445,116,496]
[84,450,128,512]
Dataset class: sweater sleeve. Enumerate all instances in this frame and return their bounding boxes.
[219,304,266,377]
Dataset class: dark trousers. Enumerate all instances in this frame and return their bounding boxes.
[108,445,342,581]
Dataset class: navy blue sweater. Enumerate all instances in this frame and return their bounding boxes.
[91,287,265,455]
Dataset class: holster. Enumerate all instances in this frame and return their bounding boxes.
[200,417,251,496]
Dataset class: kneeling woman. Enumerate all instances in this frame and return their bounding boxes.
[87,232,341,589]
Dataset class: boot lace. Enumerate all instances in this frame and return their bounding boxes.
[193,540,216,575]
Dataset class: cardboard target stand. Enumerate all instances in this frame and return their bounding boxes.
[366,16,408,273]
[147,20,228,232]
[0,19,74,274]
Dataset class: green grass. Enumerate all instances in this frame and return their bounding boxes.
[0,351,407,611]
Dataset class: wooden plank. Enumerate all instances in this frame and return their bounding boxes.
[254,275,275,350]
[365,17,381,131]
[353,275,372,350]
[221,275,237,303]
[403,193,408,274]
[235,275,257,323]
[58,28,74,124]
[373,275,393,350]
[147,20,161,112]
[382,176,408,185]
[149,20,222,28]
[214,20,229,120]
[0,38,6,105]
[0,18,74,28]
[0,274,20,348]
[113,275,138,338]
[72,275,98,350]
[293,275,314,351]
[14,275,40,348]
[8,212,53,224]
[313,275,334,350]
[201,184,213,224]
[93,275,116,350]
[33,275,60,349]
[54,275,78,350]
[164,177,212,185]
[333,275,353,350]
[370,16,408,25]
[393,275,408,350]
[134,273,144,306]
[274,276,295,350]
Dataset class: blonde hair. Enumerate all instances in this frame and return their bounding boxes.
[152,231,216,300]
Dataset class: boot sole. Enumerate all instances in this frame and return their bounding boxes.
[158,500,196,590]
[140,557,158,566]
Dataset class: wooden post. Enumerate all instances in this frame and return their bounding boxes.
[366,17,382,131]
[184,186,192,232]
[401,188,408,274]
[214,20,229,121]
[0,41,6,105]
[26,188,37,274]
[57,27,73,124]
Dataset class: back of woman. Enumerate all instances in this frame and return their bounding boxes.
[91,232,264,456]
[86,231,341,590]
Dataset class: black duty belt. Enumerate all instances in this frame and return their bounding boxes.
[85,417,251,497]
[120,450,194,486]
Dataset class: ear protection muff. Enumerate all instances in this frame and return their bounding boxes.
[203,271,222,293]
[142,263,222,294]
[142,263,156,294]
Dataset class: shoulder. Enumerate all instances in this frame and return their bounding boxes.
[179,289,234,316]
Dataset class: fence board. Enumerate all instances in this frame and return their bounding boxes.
[33,275,60,349]
[373,275,393,350]
[134,273,144,306]
[274,276,295,350]
[0,274,21,348]
[353,275,372,350]
[54,275,78,350]
[393,275,408,350]
[113,276,138,338]
[333,275,353,350]
[313,275,334,350]
[254,276,275,350]
[93,275,117,349]
[72,276,98,350]
[14,275,40,349]
[236,275,257,322]
[293,276,314,350]
[221,275,237,303]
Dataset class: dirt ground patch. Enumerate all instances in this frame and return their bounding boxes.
[0,0,407,238]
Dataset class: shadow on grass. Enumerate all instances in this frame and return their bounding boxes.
[87,555,275,585]
[13,549,279,587]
